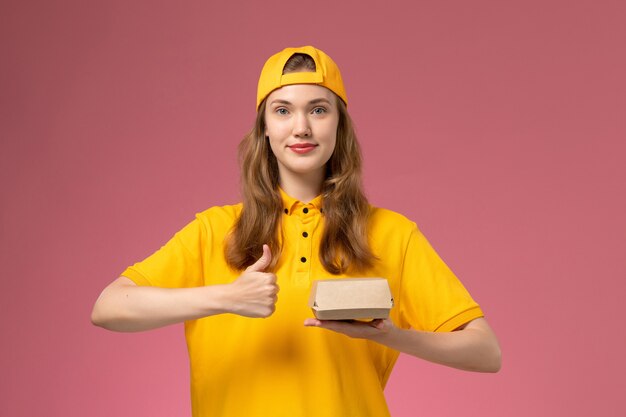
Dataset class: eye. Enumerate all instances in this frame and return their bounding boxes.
[312,107,327,115]
[276,108,289,115]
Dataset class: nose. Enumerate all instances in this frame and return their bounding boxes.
[293,113,311,138]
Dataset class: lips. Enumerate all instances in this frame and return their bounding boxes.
[288,143,317,149]
[288,143,317,154]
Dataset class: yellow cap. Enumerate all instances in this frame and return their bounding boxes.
[256,46,348,111]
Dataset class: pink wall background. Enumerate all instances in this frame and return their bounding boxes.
[1,1,625,416]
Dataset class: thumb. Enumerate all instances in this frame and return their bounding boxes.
[246,244,272,272]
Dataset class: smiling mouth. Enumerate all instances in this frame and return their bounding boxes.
[288,143,317,154]
[288,143,317,149]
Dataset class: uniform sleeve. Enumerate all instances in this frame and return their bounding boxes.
[120,214,206,288]
[398,224,484,332]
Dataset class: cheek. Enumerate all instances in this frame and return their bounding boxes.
[267,134,287,160]
[265,121,288,140]
[267,137,279,155]
[326,128,338,150]
[328,139,338,158]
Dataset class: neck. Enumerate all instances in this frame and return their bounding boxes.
[278,169,325,203]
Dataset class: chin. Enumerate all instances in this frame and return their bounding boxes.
[292,166,324,175]
[282,163,326,176]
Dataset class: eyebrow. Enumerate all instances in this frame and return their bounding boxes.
[269,98,332,106]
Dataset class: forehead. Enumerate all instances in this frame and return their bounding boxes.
[266,84,335,105]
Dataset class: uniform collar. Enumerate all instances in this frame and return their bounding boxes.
[279,186,324,215]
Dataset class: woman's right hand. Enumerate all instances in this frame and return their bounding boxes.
[226,244,279,318]
[91,244,279,332]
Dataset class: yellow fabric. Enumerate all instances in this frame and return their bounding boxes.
[121,188,484,417]
[256,45,348,111]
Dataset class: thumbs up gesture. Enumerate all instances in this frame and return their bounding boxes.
[227,244,279,318]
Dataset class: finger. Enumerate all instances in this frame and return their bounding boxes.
[303,319,351,330]
[266,273,279,285]
[311,320,347,334]
[303,318,322,327]
[246,244,272,272]
[369,319,384,329]
[305,319,373,331]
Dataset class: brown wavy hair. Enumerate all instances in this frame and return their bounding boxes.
[225,53,376,274]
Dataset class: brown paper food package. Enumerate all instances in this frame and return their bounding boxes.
[308,278,394,320]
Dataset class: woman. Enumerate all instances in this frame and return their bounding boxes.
[92,46,501,417]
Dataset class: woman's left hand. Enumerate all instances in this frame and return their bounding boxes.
[303,317,396,341]
[304,316,501,372]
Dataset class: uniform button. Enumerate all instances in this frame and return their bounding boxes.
[284,208,288,214]
[302,232,308,238]
[300,257,307,263]
[303,207,309,214]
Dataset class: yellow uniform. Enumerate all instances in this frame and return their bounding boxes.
[121,188,484,417]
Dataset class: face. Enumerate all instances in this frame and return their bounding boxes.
[264,84,339,183]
